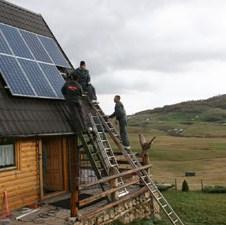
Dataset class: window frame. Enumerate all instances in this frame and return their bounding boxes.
[0,138,18,172]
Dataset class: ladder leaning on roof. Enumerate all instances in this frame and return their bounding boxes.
[90,102,185,225]
[78,131,108,193]
[89,113,129,197]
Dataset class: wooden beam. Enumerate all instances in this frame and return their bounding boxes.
[79,186,148,220]
[139,134,156,152]
[69,136,79,217]
[37,139,44,200]
[79,178,139,207]
[79,164,151,190]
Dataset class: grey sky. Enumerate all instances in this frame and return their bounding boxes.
[9,0,226,114]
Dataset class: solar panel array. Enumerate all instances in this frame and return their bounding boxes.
[0,22,70,99]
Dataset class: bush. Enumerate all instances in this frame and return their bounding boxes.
[203,185,226,193]
[182,180,189,192]
[156,184,174,192]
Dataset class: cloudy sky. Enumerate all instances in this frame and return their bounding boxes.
[9,0,226,114]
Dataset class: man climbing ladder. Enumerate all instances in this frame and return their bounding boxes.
[109,95,130,150]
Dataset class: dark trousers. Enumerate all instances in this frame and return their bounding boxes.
[87,84,97,100]
[67,101,85,133]
[118,119,130,147]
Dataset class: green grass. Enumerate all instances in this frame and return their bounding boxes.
[121,95,226,224]
[114,191,226,225]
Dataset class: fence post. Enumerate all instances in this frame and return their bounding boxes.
[109,167,119,201]
[201,179,204,192]
[174,178,178,191]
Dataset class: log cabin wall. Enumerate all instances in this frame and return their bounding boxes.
[0,138,39,212]
[0,135,72,213]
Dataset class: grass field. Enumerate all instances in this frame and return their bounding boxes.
[127,124,226,190]
[110,97,226,224]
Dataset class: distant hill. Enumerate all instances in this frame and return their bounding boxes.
[128,95,226,137]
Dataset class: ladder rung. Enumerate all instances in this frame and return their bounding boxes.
[109,156,115,159]
[173,219,178,224]
[168,211,173,216]
[118,191,128,197]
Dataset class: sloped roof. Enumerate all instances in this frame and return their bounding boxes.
[0,0,52,37]
[0,85,73,137]
[0,0,75,137]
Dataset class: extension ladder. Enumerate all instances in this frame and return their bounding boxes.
[91,103,185,225]
[78,131,108,192]
[89,113,129,197]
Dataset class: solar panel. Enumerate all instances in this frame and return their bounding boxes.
[18,59,56,98]
[0,22,70,100]
[0,23,34,59]
[0,31,12,55]
[0,55,35,96]
[38,36,70,68]
[21,30,53,63]
[39,63,65,98]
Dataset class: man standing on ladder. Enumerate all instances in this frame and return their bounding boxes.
[109,95,130,149]
[72,61,97,103]
[61,74,86,133]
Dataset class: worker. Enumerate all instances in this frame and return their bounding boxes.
[109,95,130,149]
[61,73,85,133]
[72,61,97,103]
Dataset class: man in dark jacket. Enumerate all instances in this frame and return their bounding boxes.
[72,61,97,102]
[61,74,85,133]
[109,95,130,149]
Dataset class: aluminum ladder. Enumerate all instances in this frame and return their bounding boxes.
[78,131,108,192]
[89,113,129,197]
[91,103,185,225]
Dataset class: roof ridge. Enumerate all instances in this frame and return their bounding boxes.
[1,0,41,16]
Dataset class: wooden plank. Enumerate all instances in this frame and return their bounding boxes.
[79,186,148,220]
[79,178,139,207]
[38,139,44,200]
[68,136,79,217]
[62,137,69,192]
[79,164,151,190]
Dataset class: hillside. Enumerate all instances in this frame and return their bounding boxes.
[128,94,226,137]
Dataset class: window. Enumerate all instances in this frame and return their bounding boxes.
[0,141,16,170]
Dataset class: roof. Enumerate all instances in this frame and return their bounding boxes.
[0,85,73,137]
[0,0,76,137]
[0,0,52,37]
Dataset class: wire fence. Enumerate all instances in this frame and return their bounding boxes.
[153,176,226,191]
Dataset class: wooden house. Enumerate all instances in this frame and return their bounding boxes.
[0,0,77,213]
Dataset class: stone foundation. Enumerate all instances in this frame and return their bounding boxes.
[74,191,160,225]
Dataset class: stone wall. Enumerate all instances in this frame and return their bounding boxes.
[74,191,160,225]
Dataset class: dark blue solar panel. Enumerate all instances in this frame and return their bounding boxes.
[21,30,53,63]
[18,59,56,98]
[0,23,34,59]
[39,63,65,98]
[38,36,70,68]
[0,31,12,54]
[0,55,35,96]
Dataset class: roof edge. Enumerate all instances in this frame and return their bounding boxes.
[0,132,75,138]
[3,0,41,16]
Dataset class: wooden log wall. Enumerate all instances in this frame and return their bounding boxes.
[0,139,39,212]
